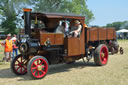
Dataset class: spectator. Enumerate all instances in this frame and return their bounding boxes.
[120,34,123,40]
[11,34,18,58]
[1,34,13,62]
[127,33,128,40]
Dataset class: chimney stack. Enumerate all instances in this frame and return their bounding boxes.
[23,8,32,35]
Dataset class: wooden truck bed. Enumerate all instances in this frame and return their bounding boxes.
[86,27,116,42]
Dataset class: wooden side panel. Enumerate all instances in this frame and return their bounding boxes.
[54,33,64,45]
[88,27,98,41]
[107,28,114,40]
[86,29,89,43]
[86,27,116,42]
[113,29,116,39]
[66,38,80,56]
[98,28,107,40]
[40,33,55,45]
[40,32,64,45]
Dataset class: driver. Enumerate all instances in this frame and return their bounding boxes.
[70,20,82,37]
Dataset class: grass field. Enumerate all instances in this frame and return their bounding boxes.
[0,40,128,85]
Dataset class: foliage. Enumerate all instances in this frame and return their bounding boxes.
[105,21,128,31]
[31,0,94,24]
[0,0,94,33]
[0,0,30,34]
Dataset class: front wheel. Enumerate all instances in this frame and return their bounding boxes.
[94,44,109,66]
[27,56,49,79]
[11,54,28,75]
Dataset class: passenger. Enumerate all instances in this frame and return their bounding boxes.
[56,22,66,34]
[70,20,82,37]
[39,21,45,28]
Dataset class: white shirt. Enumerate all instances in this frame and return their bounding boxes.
[56,25,65,33]
[11,37,17,41]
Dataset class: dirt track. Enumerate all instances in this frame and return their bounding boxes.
[0,40,128,85]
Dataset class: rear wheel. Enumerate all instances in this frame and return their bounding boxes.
[11,54,28,75]
[27,56,49,79]
[120,47,123,54]
[94,44,109,66]
[111,47,115,55]
[113,41,119,53]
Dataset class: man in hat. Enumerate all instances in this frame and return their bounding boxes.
[1,34,13,62]
[70,20,82,37]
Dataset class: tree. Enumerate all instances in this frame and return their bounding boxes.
[31,0,94,24]
[0,0,30,34]
[105,21,128,31]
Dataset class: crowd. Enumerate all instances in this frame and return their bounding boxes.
[0,34,18,63]
[117,34,128,40]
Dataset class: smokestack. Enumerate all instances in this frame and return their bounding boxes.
[23,8,32,35]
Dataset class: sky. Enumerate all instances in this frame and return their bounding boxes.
[86,0,128,26]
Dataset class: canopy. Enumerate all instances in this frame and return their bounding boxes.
[116,29,128,33]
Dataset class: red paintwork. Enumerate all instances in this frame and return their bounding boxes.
[14,56,27,74]
[100,45,108,65]
[30,58,48,78]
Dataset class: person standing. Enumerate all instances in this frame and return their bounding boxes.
[1,34,13,62]
[11,34,18,58]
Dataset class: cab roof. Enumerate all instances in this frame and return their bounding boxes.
[30,12,85,20]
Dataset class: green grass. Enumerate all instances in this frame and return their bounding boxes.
[117,39,128,42]
[0,40,4,63]
[0,40,128,85]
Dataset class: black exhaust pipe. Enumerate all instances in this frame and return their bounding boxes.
[23,8,32,35]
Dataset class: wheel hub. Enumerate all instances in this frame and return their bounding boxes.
[19,63,24,67]
[37,65,42,71]
[101,52,105,58]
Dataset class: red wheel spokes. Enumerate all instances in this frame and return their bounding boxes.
[37,60,39,65]
[31,58,48,78]
[39,61,44,65]
[16,67,20,71]
[37,71,40,76]
[20,67,22,73]
[16,60,20,64]
[32,71,37,75]
[33,62,38,67]
[41,70,46,74]
[100,46,108,64]
[14,56,27,74]
[32,67,37,70]
[21,56,22,63]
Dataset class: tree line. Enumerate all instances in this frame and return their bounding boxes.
[0,0,127,34]
[0,0,94,34]
[104,21,128,31]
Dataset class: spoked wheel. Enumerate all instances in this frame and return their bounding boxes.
[27,56,49,79]
[11,54,28,75]
[111,47,115,55]
[120,47,124,54]
[94,44,109,66]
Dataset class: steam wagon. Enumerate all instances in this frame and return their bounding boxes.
[11,8,122,79]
